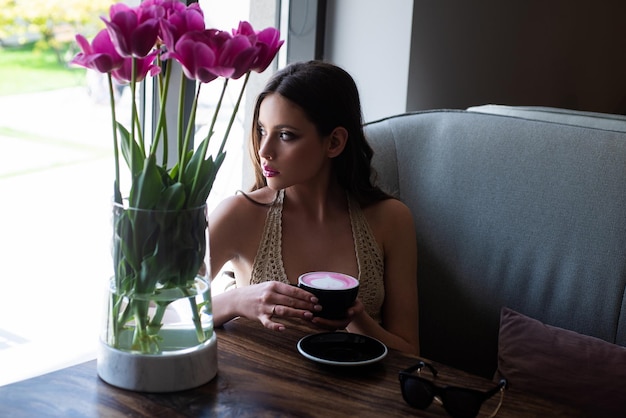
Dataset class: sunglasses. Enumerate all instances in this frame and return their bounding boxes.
[399,361,507,418]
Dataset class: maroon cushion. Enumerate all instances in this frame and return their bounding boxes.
[497,307,626,418]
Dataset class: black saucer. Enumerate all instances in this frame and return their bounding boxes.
[297,332,388,366]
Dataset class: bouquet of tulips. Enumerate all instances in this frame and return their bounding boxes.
[71,0,283,353]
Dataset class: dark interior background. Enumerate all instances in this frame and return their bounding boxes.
[406,1,626,115]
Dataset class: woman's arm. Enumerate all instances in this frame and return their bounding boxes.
[212,281,320,330]
[343,199,420,354]
[208,195,321,330]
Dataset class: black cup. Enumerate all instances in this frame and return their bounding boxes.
[297,272,359,320]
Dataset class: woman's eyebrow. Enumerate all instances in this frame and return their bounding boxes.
[258,121,299,131]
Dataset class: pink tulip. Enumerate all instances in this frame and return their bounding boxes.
[232,21,255,39]
[112,51,161,84]
[159,2,205,51]
[205,29,258,80]
[102,3,160,58]
[71,29,124,74]
[233,21,283,73]
[251,26,284,73]
[163,31,234,83]
[138,0,167,9]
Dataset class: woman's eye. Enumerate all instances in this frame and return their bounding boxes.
[257,126,295,141]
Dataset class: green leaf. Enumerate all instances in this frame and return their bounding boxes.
[132,209,160,268]
[189,152,226,207]
[181,139,226,206]
[156,164,175,188]
[113,180,123,204]
[168,149,193,182]
[181,137,209,185]
[113,210,140,273]
[156,182,186,210]
[117,122,144,177]
[129,154,163,209]
[168,164,179,181]
[138,250,172,294]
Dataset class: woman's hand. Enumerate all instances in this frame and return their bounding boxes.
[310,298,365,331]
[236,281,322,331]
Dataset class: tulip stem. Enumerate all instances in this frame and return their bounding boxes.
[218,72,249,157]
[107,74,122,203]
[178,82,202,183]
[133,102,145,156]
[189,78,228,197]
[150,59,172,166]
[177,74,186,161]
[205,78,228,147]
[130,58,137,174]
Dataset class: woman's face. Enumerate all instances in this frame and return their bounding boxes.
[257,93,331,190]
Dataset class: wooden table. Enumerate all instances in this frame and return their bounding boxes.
[0,317,581,417]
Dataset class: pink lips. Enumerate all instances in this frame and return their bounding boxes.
[262,165,279,177]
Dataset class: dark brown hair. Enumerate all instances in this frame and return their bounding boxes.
[249,60,391,206]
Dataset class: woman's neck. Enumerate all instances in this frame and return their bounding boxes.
[283,182,347,223]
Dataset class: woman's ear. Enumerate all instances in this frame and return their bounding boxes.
[327,127,348,158]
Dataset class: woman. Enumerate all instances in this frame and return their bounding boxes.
[209,60,419,354]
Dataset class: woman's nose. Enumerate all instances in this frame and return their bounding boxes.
[258,137,274,160]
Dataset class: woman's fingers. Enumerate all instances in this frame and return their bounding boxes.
[262,282,320,312]
[310,299,364,330]
[254,282,321,330]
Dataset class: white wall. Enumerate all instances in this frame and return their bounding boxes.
[324,0,414,123]
[200,0,250,27]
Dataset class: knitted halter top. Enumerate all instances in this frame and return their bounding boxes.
[250,189,385,323]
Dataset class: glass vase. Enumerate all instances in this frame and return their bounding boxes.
[97,202,217,392]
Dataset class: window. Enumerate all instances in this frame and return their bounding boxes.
[0,0,281,386]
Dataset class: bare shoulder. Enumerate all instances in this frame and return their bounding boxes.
[209,188,279,236]
[210,188,278,221]
[363,198,414,226]
[208,188,278,268]
[362,198,415,248]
